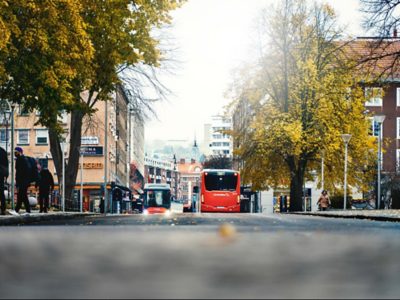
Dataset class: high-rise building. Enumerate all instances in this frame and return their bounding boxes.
[204,115,233,157]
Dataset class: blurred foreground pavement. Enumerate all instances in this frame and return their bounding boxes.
[0,213,400,299]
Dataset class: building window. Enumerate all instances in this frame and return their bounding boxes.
[397,88,400,107]
[19,105,29,116]
[36,129,49,145]
[17,130,29,145]
[397,150,400,173]
[365,87,383,107]
[398,118,400,139]
[0,129,10,143]
[369,118,382,137]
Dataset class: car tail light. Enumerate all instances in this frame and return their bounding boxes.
[237,195,240,204]
[201,195,204,203]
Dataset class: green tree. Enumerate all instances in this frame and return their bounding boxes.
[229,0,376,211]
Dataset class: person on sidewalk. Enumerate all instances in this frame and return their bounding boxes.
[36,167,54,213]
[317,190,331,211]
[0,146,9,215]
[14,147,31,214]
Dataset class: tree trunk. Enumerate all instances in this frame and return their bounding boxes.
[287,157,307,212]
[65,110,84,208]
[49,129,62,186]
[49,110,84,210]
[289,171,304,211]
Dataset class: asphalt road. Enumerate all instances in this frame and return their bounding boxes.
[1,213,400,299]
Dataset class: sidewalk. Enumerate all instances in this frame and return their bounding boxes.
[0,210,98,226]
[292,209,400,222]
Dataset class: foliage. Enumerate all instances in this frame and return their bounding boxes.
[203,155,233,170]
[229,0,377,211]
[0,0,93,129]
[0,0,185,205]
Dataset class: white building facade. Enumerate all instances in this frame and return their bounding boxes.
[205,115,233,157]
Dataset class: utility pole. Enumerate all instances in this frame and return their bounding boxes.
[104,101,108,214]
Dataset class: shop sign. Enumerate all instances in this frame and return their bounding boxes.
[83,162,103,169]
[81,136,99,145]
[80,146,103,156]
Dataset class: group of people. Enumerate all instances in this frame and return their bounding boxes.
[0,146,54,215]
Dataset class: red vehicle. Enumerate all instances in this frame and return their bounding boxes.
[143,183,172,215]
[200,169,240,213]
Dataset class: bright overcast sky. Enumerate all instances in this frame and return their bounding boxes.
[145,0,364,144]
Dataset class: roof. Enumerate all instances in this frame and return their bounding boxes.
[178,162,203,174]
[343,38,400,80]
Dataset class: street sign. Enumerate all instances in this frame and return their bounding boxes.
[80,146,103,156]
[81,136,99,145]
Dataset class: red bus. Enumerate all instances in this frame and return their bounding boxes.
[200,169,240,212]
[143,183,172,215]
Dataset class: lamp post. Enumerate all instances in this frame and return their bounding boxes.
[321,150,325,192]
[374,114,385,209]
[341,134,352,210]
[173,154,177,198]
[61,135,66,212]
[80,148,83,213]
[104,101,108,215]
[0,100,11,205]
[10,103,15,210]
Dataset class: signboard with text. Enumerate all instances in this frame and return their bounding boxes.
[80,146,103,156]
[81,136,99,145]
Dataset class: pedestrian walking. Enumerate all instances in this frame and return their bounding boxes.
[0,146,9,215]
[36,167,54,213]
[14,147,31,214]
[317,190,331,211]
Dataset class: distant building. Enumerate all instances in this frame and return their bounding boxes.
[178,158,203,201]
[0,85,132,212]
[129,108,145,196]
[204,115,233,157]
[144,155,180,198]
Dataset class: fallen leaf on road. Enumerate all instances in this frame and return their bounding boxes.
[218,223,237,242]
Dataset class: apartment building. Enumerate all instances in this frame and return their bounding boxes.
[144,155,180,198]
[204,115,233,157]
[0,85,137,212]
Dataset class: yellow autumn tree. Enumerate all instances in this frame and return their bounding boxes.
[0,0,184,205]
[229,0,376,211]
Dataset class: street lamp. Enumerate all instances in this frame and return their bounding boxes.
[10,103,15,210]
[61,134,67,212]
[173,154,178,198]
[80,148,84,213]
[341,134,352,210]
[61,132,68,212]
[374,114,385,209]
[321,150,325,192]
[0,100,11,205]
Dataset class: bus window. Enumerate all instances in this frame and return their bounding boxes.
[204,173,238,191]
[146,190,171,208]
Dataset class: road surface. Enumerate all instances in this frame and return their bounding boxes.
[0,213,399,299]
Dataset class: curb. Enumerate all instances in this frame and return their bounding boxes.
[0,213,99,226]
[290,212,400,223]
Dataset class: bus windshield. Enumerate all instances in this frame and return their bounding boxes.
[204,172,238,191]
[145,190,171,208]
